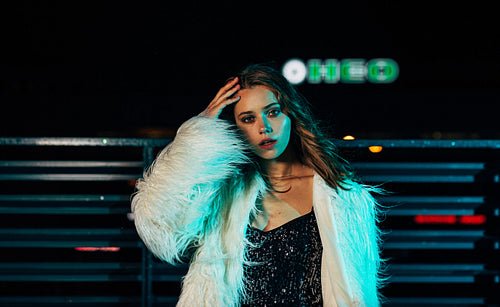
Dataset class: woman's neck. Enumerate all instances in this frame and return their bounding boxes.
[261,146,301,179]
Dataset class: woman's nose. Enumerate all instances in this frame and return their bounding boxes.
[259,118,272,134]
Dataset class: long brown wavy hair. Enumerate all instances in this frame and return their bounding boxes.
[221,64,353,191]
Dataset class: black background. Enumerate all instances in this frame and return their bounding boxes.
[1,1,498,138]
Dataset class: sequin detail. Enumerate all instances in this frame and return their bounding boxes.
[243,210,323,306]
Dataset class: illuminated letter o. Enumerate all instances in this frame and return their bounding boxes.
[282,59,307,85]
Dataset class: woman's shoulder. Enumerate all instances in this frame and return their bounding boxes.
[338,179,383,196]
[320,178,381,211]
[315,175,373,196]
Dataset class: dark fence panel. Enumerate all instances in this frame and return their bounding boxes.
[0,138,499,306]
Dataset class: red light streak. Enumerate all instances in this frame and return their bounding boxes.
[75,247,121,252]
[415,215,457,224]
[414,214,486,225]
[459,215,487,225]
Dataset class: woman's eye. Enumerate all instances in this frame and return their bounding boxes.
[241,116,255,123]
[267,108,281,117]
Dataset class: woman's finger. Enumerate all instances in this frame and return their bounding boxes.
[221,83,240,101]
[208,83,239,111]
[201,92,240,118]
[213,77,239,102]
[209,88,240,116]
[200,77,241,118]
[220,94,241,108]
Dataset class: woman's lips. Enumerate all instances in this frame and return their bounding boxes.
[258,139,277,150]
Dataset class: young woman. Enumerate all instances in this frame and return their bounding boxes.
[132,64,385,306]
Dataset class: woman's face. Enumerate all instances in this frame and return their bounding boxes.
[233,86,292,160]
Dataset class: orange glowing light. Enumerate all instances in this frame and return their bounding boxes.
[343,135,355,140]
[368,146,383,153]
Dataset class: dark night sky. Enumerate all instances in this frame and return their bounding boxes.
[0,1,498,138]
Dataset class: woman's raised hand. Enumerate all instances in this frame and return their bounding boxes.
[199,77,241,118]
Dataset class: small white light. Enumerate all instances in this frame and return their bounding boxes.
[282,59,307,85]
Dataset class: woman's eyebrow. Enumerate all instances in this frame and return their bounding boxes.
[237,103,280,118]
[263,102,280,110]
[237,110,254,117]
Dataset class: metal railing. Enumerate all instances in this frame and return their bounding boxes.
[0,137,499,306]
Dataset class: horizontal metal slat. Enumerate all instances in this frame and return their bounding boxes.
[0,262,141,282]
[0,206,128,215]
[352,162,484,183]
[3,137,500,149]
[389,263,486,283]
[384,297,485,306]
[0,228,140,248]
[353,162,485,170]
[0,160,143,168]
[337,139,500,149]
[0,160,142,181]
[0,194,130,202]
[360,175,477,183]
[153,263,189,282]
[0,173,137,181]
[383,196,484,216]
[384,230,485,250]
[0,194,131,214]
[0,137,172,147]
[0,273,139,282]
[389,206,479,216]
[392,263,485,271]
[389,230,485,237]
[385,242,476,249]
[155,296,184,305]
[390,275,476,283]
[0,228,132,235]
[382,196,485,205]
[0,241,140,248]
[0,296,141,304]
[0,262,139,270]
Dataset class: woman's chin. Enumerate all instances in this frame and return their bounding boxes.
[255,149,282,160]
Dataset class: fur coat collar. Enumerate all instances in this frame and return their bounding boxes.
[132,116,384,306]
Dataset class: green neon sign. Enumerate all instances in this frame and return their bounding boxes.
[324,59,340,83]
[307,59,340,84]
[307,59,322,84]
[366,58,399,83]
[340,59,366,83]
[283,58,399,85]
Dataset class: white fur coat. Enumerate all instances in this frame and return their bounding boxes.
[131,116,384,306]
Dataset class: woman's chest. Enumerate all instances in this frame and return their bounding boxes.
[254,176,314,231]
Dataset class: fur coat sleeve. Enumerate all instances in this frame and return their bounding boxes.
[131,116,251,263]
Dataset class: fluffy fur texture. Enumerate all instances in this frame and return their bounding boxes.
[132,116,384,306]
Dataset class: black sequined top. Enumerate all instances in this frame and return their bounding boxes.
[243,210,323,306]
